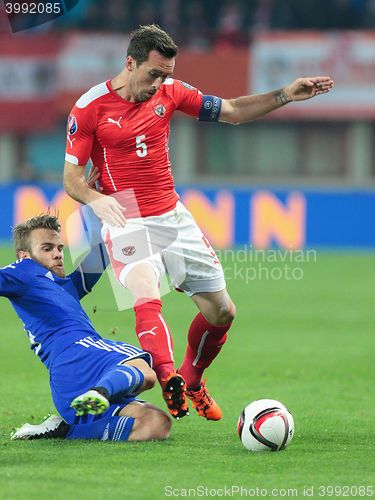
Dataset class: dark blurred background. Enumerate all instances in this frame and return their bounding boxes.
[33,0,375,46]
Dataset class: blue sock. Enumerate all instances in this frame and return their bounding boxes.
[66,414,135,441]
[94,365,144,402]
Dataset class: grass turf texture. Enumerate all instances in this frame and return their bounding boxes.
[0,246,374,499]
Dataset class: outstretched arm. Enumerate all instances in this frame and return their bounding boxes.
[67,170,111,299]
[219,76,334,125]
[69,242,109,300]
[0,261,28,298]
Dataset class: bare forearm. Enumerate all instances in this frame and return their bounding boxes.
[64,165,103,205]
[220,76,333,125]
[223,89,291,124]
[63,162,126,226]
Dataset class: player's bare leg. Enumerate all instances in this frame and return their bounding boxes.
[178,289,236,420]
[119,401,172,441]
[191,289,236,327]
[126,263,188,419]
[13,400,172,442]
[69,400,172,441]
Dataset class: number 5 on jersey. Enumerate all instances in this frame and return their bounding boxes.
[136,135,148,157]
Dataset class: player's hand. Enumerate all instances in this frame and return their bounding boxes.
[86,166,103,192]
[284,76,334,101]
[90,195,127,228]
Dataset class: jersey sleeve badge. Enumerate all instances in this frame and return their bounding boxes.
[67,114,78,135]
[180,81,196,91]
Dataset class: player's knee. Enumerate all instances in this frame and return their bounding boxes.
[214,300,236,325]
[148,409,172,440]
[142,368,157,390]
[227,301,236,322]
[135,408,172,441]
[130,277,160,300]
[126,266,160,300]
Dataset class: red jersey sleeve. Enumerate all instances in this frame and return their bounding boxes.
[65,103,96,166]
[170,80,203,116]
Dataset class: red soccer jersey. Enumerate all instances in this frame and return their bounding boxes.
[65,79,207,217]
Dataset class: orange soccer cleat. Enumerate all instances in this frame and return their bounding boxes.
[185,379,222,421]
[160,372,189,419]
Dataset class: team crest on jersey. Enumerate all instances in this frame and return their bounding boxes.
[153,104,166,117]
[181,81,196,91]
[67,114,78,135]
[122,246,136,256]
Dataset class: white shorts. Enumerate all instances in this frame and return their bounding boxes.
[101,201,225,296]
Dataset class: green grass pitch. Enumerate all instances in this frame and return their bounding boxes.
[0,246,374,499]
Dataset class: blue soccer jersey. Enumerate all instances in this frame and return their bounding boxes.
[0,247,106,369]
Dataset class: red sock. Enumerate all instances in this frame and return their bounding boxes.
[178,312,232,389]
[134,298,174,382]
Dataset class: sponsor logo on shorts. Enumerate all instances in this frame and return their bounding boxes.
[67,114,78,135]
[122,246,136,256]
[153,104,166,117]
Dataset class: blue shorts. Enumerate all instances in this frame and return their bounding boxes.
[49,336,152,425]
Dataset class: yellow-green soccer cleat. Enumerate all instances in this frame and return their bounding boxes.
[70,390,110,416]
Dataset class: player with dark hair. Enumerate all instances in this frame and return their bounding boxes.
[63,24,334,420]
[127,24,178,66]
[3,213,171,441]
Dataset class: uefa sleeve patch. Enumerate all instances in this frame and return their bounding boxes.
[199,95,222,122]
[181,81,196,91]
[67,114,78,135]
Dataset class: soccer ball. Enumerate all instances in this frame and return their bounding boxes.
[237,399,294,452]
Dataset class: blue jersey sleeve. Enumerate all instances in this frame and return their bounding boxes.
[69,243,109,300]
[0,260,28,297]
